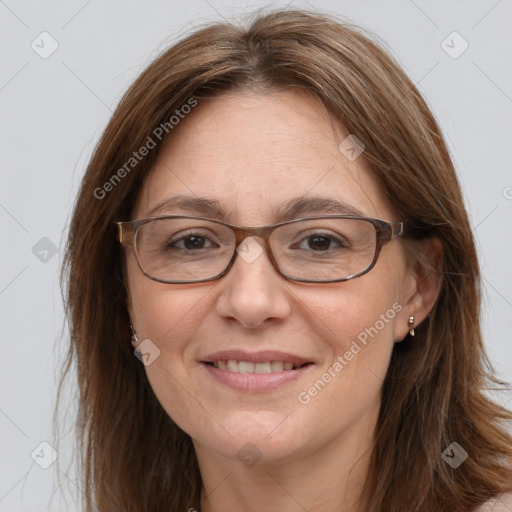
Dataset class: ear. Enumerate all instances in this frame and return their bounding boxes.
[394,237,443,342]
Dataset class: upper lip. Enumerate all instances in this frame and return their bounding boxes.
[200,350,313,366]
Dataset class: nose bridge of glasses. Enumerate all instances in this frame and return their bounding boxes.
[233,224,271,247]
[230,227,274,269]
[230,225,281,271]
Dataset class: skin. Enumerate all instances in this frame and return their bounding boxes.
[126,89,441,512]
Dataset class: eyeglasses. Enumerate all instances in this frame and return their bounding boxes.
[116,215,406,284]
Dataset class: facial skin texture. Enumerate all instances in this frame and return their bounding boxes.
[126,90,440,512]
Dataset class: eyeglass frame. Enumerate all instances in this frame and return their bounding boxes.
[116,214,407,284]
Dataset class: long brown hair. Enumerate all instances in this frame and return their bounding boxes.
[58,8,512,511]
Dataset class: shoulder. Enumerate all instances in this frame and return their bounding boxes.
[472,492,512,511]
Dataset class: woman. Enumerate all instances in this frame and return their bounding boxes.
[59,8,512,511]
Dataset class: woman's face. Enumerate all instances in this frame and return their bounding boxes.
[127,89,417,465]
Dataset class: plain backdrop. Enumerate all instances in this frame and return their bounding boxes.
[1,1,511,510]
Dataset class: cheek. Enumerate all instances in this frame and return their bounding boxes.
[128,273,218,434]
[293,278,402,415]
[298,266,402,352]
[127,254,206,345]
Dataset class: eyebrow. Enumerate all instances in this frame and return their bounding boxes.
[145,194,366,223]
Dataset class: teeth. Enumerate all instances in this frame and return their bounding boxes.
[238,361,255,373]
[211,360,304,373]
[270,361,284,372]
[255,362,271,374]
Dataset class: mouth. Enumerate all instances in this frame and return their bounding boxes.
[199,351,315,392]
[202,360,313,373]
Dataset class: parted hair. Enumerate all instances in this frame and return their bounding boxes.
[58,8,512,511]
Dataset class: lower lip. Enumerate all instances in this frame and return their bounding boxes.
[201,362,313,392]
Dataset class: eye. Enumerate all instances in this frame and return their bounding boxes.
[166,230,219,251]
[294,232,348,252]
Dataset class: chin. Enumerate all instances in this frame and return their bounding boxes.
[193,412,312,465]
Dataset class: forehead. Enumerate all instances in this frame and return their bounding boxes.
[134,90,396,224]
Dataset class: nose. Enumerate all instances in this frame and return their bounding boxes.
[215,236,292,329]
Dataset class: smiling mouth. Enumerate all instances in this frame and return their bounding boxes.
[203,360,313,373]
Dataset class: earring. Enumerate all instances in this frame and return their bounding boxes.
[130,324,139,345]
[408,316,415,337]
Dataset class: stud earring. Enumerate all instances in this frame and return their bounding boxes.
[408,316,415,337]
[130,324,139,345]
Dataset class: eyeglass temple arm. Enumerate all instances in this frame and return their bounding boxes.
[390,221,405,238]
[117,222,135,245]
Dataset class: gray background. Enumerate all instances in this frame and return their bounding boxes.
[1,1,511,510]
